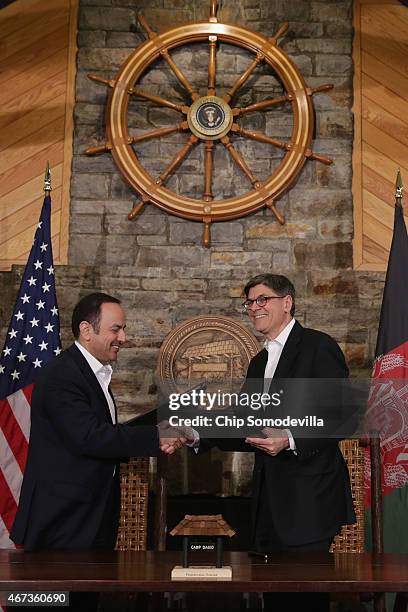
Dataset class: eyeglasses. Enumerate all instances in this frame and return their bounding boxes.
[242,295,286,309]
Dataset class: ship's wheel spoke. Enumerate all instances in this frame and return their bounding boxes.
[221,135,259,188]
[203,141,214,202]
[129,88,188,114]
[208,36,217,96]
[156,134,199,186]
[231,123,290,152]
[130,122,189,145]
[232,95,291,117]
[223,51,264,104]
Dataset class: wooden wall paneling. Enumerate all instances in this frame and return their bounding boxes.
[0,0,78,271]
[353,0,408,270]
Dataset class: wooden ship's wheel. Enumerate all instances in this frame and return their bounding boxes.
[85,0,333,246]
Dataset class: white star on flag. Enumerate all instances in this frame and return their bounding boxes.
[21,294,30,304]
[8,330,18,339]
[44,323,54,333]
[38,341,48,351]
[10,370,20,380]
[34,260,43,270]
[0,365,5,374]
[36,300,45,310]
[3,347,11,357]
[42,283,51,293]
[16,353,27,362]
[23,335,33,345]
[54,347,62,356]
[27,276,37,286]
[14,311,24,321]
[40,243,48,252]
[30,317,39,327]
[47,266,54,275]
[32,358,42,368]
[51,307,58,316]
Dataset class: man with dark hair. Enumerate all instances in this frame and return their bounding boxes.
[240,273,355,611]
[10,293,179,610]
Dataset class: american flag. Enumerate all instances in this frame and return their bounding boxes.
[0,194,61,548]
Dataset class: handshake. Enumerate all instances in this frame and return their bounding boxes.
[158,420,196,455]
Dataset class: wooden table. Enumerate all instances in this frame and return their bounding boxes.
[1,550,408,594]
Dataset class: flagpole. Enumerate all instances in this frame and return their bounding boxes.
[44,161,52,195]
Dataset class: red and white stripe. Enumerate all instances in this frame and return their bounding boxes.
[0,384,32,548]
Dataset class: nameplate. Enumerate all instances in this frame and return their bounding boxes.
[171,566,232,581]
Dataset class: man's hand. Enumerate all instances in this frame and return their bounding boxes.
[158,420,195,455]
[245,427,289,456]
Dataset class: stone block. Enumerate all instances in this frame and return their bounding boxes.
[73,155,117,174]
[105,235,138,265]
[260,0,310,21]
[169,221,202,245]
[74,103,105,126]
[317,110,352,138]
[71,173,109,199]
[318,218,353,240]
[315,55,352,77]
[104,213,166,235]
[77,31,106,48]
[106,31,144,47]
[137,246,210,269]
[142,9,193,31]
[294,241,352,270]
[142,278,207,292]
[79,6,135,31]
[307,271,359,297]
[325,22,353,37]
[68,234,106,265]
[104,199,135,215]
[76,71,111,104]
[207,280,246,299]
[316,158,351,189]
[288,38,351,55]
[289,188,352,219]
[70,214,104,235]
[77,48,130,70]
[210,250,273,270]
[245,8,261,20]
[110,174,136,199]
[245,220,316,240]
[137,235,168,246]
[287,22,324,38]
[310,2,351,23]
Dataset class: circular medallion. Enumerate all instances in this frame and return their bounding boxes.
[187,96,233,140]
[157,315,260,393]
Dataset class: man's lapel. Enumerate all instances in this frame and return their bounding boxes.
[273,320,303,379]
[67,344,114,422]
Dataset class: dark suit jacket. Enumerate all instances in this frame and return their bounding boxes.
[213,321,356,547]
[10,344,159,551]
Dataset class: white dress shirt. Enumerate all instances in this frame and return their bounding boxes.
[75,341,116,424]
[263,318,296,452]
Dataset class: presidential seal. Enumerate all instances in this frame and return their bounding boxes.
[187,96,233,140]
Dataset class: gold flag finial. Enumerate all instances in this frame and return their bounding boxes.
[44,161,52,194]
[396,168,403,203]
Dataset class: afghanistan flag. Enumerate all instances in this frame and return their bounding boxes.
[365,172,408,559]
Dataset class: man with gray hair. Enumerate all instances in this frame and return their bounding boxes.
[240,273,355,611]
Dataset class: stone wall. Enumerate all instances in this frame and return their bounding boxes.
[0,0,386,494]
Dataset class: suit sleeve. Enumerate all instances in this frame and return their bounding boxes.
[42,374,159,459]
[291,333,350,458]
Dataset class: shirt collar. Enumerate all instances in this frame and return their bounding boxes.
[264,317,296,350]
[75,341,112,377]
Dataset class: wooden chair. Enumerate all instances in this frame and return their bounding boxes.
[116,457,149,551]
